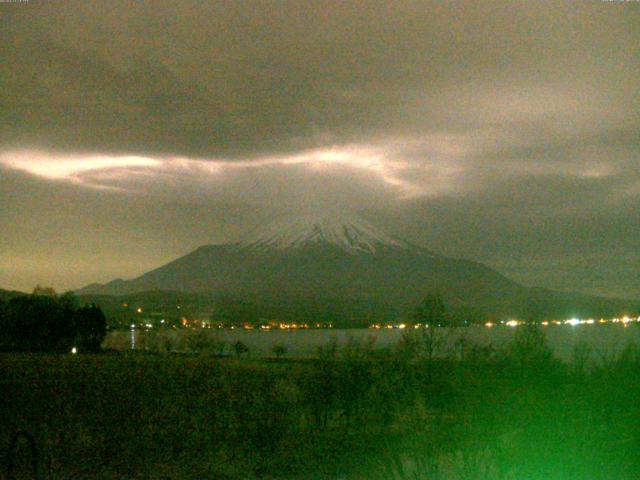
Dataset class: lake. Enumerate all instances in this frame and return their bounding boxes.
[105,323,640,362]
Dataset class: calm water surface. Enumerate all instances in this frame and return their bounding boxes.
[113,324,640,362]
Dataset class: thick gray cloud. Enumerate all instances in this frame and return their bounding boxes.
[0,0,638,297]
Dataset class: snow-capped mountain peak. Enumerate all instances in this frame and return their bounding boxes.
[238,213,411,254]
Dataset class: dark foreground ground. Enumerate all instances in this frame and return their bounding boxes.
[2,328,640,479]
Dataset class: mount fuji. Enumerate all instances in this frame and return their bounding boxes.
[78,213,635,324]
[237,213,413,254]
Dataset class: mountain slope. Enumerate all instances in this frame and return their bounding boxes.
[78,213,637,322]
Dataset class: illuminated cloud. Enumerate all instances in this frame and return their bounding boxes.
[0,146,432,197]
[0,0,638,297]
[0,151,161,189]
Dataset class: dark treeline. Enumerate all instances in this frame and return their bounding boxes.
[79,288,640,331]
[80,290,489,330]
[0,291,106,353]
[4,286,638,331]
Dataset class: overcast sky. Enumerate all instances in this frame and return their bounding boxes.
[1,0,638,298]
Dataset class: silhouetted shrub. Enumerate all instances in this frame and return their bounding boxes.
[233,340,249,357]
[270,343,288,359]
[74,304,107,352]
[0,293,106,353]
[505,324,552,366]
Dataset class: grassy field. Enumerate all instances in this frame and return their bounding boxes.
[2,328,640,479]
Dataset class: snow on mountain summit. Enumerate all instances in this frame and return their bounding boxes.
[238,212,411,254]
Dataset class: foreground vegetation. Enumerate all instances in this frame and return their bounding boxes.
[0,291,106,353]
[2,327,640,479]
